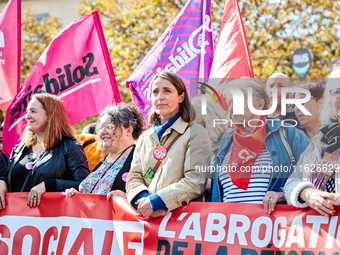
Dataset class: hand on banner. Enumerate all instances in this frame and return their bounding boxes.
[136,197,153,219]
[150,209,167,218]
[107,190,126,201]
[0,179,7,211]
[300,187,336,217]
[28,182,46,208]
[63,188,79,197]
[328,193,340,206]
[263,191,286,215]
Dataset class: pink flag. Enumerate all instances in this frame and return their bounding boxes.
[209,0,254,85]
[3,11,120,156]
[126,0,214,118]
[0,0,21,110]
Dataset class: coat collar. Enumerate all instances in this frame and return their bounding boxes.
[150,117,189,143]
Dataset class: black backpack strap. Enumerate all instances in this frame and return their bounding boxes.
[82,139,96,149]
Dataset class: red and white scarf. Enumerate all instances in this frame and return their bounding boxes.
[227,116,267,190]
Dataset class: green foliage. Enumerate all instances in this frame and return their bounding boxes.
[78,0,225,103]
[242,0,340,80]
[21,8,62,83]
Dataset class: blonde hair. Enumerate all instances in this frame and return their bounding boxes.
[220,77,270,110]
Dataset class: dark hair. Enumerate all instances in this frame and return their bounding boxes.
[148,71,196,124]
[97,103,145,140]
[299,81,325,99]
[82,123,97,135]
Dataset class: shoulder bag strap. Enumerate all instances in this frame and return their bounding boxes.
[152,124,191,174]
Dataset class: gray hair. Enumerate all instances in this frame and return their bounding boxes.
[191,96,228,144]
[97,103,145,140]
[220,77,270,110]
[320,66,340,125]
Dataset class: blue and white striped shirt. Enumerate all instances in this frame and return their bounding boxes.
[219,144,272,203]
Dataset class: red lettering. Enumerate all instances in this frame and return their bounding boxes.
[56,226,70,255]
[42,226,58,255]
[101,230,114,255]
[68,228,93,255]
[0,225,10,255]
[13,226,40,255]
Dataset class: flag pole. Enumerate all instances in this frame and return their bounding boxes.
[200,0,207,115]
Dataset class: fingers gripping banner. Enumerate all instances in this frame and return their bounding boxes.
[1,193,340,254]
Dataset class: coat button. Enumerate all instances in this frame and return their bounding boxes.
[272,151,276,156]
[182,201,187,207]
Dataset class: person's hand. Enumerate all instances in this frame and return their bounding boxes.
[205,178,211,191]
[150,209,167,218]
[0,180,7,211]
[263,191,286,215]
[300,187,336,217]
[136,197,153,219]
[63,188,79,197]
[328,193,340,206]
[107,190,126,201]
[28,182,46,208]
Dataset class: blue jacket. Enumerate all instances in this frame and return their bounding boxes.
[211,118,310,202]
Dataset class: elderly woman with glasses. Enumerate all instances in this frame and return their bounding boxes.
[294,81,325,140]
[211,78,310,214]
[285,67,340,216]
[64,104,145,200]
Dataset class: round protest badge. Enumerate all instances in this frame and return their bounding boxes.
[122,172,129,182]
[25,162,35,170]
[153,145,167,160]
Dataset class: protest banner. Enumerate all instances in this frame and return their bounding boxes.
[126,0,214,118]
[0,0,21,111]
[1,193,339,254]
[2,11,121,157]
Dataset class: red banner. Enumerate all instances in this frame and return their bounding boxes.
[0,193,340,254]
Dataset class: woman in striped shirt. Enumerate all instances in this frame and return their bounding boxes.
[210,78,310,214]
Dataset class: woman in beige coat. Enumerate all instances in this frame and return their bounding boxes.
[126,71,211,219]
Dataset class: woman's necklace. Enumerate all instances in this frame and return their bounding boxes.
[89,144,134,193]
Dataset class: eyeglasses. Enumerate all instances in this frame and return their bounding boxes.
[301,97,323,106]
[98,123,115,132]
[330,88,340,98]
[294,95,322,106]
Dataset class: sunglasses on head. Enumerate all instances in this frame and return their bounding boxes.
[329,88,340,98]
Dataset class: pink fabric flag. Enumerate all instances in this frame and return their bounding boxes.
[126,0,214,118]
[2,11,120,156]
[209,0,254,85]
[0,0,21,110]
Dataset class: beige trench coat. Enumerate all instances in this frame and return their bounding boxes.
[126,117,212,211]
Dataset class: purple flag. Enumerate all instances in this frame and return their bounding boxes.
[126,0,214,117]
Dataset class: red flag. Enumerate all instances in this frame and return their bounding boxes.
[209,0,254,85]
[0,0,21,110]
[3,11,121,156]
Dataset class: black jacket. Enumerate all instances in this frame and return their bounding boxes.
[0,152,7,183]
[91,145,135,193]
[7,136,89,192]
